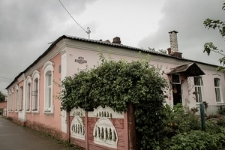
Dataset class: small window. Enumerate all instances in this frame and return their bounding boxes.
[46,71,52,109]
[194,77,203,103]
[171,74,180,84]
[32,70,40,112]
[26,77,32,111]
[16,89,18,111]
[19,87,23,111]
[26,83,31,111]
[33,78,38,111]
[214,78,222,102]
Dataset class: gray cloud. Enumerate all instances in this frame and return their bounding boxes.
[138,0,225,65]
[0,0,97,93]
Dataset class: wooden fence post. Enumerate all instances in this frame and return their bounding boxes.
[85,111,89,150]
[128,103,136,150]
[66,111,71,143]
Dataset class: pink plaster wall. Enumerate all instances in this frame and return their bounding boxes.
[0,102,7,108]
[65,44,225,111]
[26,53,62,132]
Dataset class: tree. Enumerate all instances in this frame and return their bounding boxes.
[203,3,225,71]
[0,91,6,102]
[148,47,167,54]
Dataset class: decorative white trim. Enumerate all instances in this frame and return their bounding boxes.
[70,107,85,117]
[89,106,124,119]
[93,118,118,149]
[15,85,19,90]
[43,61,54,114]
[11,88,14,93]
[42,61,54,72]
[71,116,85,140]
[32,70,40,78]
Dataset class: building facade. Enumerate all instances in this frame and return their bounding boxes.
[6,31,225,149]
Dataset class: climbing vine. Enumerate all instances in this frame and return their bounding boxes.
[60,53,168,149]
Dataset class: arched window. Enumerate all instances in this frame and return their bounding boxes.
[26,76,32,111]
[11,88,14,111]
[43,61,54,113]
[19,86,23,111]
[15,85,18,111]
[32,70,40,112]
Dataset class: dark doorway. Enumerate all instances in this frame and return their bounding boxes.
[172,84,182,105]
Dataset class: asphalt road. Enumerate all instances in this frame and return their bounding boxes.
[0,117,78,150]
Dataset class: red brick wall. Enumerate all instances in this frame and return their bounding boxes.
[70,116,125,150]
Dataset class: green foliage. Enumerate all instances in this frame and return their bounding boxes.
[167,130,225,150]
[203,3,225,72]
[60,53,168,150]
[0,91,6,102]
[218,105,225,115]
[217,116,225,126]
[162,104,200,138]
[148,47,167,54]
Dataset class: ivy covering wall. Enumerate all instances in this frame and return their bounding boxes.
[60,53,168,149]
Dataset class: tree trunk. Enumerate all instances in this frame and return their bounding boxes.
[128,103,136,150]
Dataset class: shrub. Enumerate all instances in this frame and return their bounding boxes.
[167,130,224,150]
[217,116,225,126]
[162,104,200,138]
[218,105,225,115]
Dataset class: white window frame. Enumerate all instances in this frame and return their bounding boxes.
[194,76,204,103]
[214,78,223,103]
[8,92,11,112]
[32,70,40,112]
[11,88,14,111]
[43,61,54,113]
[26,76,32,112]
[15,85,18,112]
[19,86,23,111]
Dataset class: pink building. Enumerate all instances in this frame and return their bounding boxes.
[6,31,225,149]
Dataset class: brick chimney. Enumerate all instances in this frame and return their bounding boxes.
[168,30,182,58]
[112,37,121,44]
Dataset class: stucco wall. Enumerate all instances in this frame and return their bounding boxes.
[0,101,7,108]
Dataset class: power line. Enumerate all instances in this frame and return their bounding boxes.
[0,77,13,80]
[59,0,89,33]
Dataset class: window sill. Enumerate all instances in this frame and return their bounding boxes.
[26,110,31,113]
[216,102,225,105]
[44,110,54,115]
[32,110,39,114]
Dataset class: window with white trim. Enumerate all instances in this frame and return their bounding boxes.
[32,70,40,112]
[194,77,204,103]
[11,92,13,111]
[19,86,23,111]
[214,78,222,102]
[43,61,54,113]
[26,77,32,111]
[16,88,18,111]
[11,88,14,111]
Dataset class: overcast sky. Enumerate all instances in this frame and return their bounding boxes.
[0,0,224,94]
